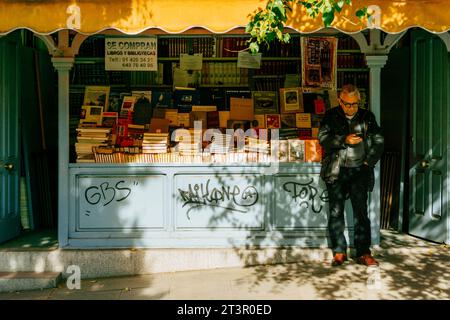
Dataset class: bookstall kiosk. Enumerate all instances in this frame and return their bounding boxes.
[1,0,449,248]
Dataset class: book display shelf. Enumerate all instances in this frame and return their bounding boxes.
[69,33,369,165]
[65,32,368,248]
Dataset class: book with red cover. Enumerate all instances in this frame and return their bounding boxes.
[265,114,281,129]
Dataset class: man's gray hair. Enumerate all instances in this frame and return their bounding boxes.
[340,84,361,100]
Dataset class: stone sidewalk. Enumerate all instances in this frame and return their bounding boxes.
[1,232,449,300]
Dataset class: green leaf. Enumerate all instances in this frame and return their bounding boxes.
[356,8,367,19]
[245,22,253,33]
[283,33,291,43]
[249,42,260,54]
[266,31,277,42]
[272,2,286,21]
[253,12,262,23]
[334,0,345,13]
[322,8,335,27]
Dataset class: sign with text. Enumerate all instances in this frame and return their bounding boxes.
[105,37,157,71]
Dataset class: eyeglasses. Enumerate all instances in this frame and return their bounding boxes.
[340,99,359,108]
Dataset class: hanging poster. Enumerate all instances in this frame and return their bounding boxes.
[105,37,157,71]
[301,37,337,89]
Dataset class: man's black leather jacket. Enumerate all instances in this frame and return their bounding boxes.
[318,106,384,188]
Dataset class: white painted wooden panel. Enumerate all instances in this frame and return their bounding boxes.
[77,175,165,230]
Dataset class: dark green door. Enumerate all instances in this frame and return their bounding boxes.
[409,29,449,243]
[0,36,21,243]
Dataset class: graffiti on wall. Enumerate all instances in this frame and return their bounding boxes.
[178,179,259,219]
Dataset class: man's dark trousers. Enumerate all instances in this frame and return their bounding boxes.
[326,166,371,257]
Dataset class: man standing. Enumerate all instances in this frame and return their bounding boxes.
[318,84,384,267]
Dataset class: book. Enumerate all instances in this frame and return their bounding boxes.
[173,88,200,113]
[190,111,208,129]
[265,114,281,129]
[252,91,279,115]
[225,90,252,111]
[192,105,217,112]
[80,105,103,126]
[305,139,322,162]
[314,97,326,114]
[298,128,313,139]
[107,92,122,113]
[303,88,330,113]
[165,109,179,127]
[229,97,253,121]
[101,111,118,127]
[178,113,190,128]
[280,87,303,113]
[253,114,266,129]
[296,113,312,128]
[219,111,230,128]
[83,86,110,109]
[275,140,289,162]
[280,114,296,128]
[149,118,170,133]
[152,107,166,119]
[207,111,220,128]
[151,91,172,108]
[120,96,136,118]
[288,139,305,162]
[279,128,299,139]
[127,124,145,144]
[142,132,169,154]
[227,120,251,131]
[284,74,301,88]
[312,127,319,138]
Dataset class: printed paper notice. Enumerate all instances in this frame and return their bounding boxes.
[237,52,262,69]
[105,37,157,71]
[180,53,203,71]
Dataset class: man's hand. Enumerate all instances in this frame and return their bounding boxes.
[345,133,363,145]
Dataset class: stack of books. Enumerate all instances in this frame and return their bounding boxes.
[209,133,233,154]
[278,128,299,140]
[175,129,203,156]
[142,133,169,154]
[244,137,270,154]
[177,141,203,156]
[75,127,111,163]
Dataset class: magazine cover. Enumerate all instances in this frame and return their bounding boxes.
[252,91,279,114]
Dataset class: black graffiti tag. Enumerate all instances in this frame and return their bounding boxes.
[282,179,328,213]
[178,179,259,219]
[84,181,136,212]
